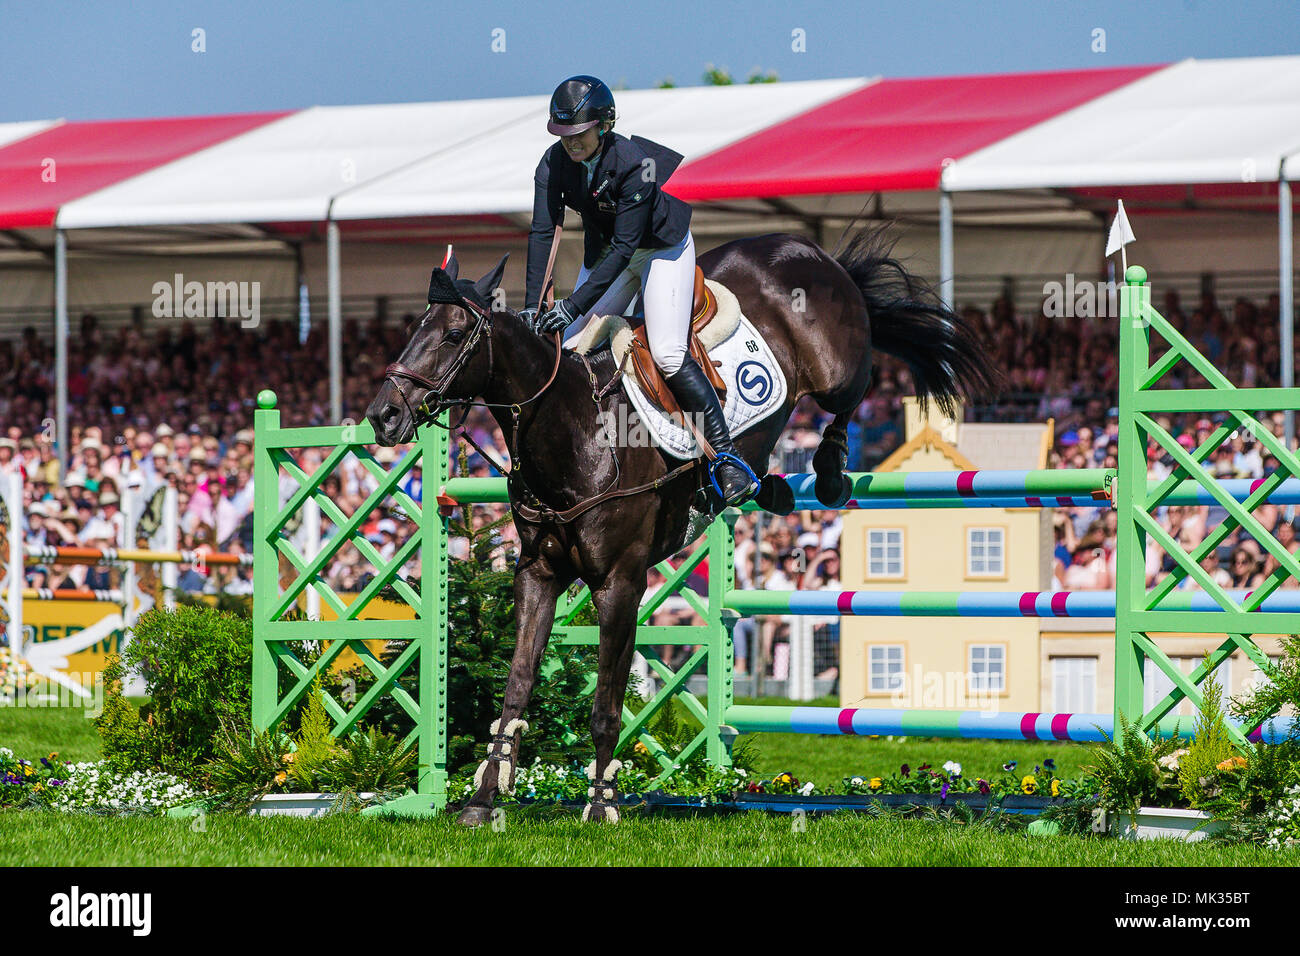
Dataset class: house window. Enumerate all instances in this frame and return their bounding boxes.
[1052,657,1097,713]
[868,645,905,693]
[866,528,904,578]
[968,644,1006,693]
[967,527,1005,577]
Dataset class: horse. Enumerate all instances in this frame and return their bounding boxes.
[366,226,999,825]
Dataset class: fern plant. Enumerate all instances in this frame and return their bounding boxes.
[1178,656,1238,806]
[319,727,418,795]
[1084,710,1184,816]
[204,717,294,811]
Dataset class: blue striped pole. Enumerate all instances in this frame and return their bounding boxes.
[725,588,1300,617]
[725,705,1295,744]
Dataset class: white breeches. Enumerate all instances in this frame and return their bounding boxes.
[564,231,696,375]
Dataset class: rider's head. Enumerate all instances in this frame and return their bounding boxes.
[548,75,615,162]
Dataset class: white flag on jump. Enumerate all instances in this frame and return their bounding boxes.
[1105,199,1136,268]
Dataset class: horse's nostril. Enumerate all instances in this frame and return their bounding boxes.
[381,405,400,429]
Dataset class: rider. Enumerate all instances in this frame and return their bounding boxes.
[522,74,759,507]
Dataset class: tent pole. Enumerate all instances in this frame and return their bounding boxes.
[1282,169,1295,450]
[327,220,342,423]
[939,188,954,311]
[54,229,69,478]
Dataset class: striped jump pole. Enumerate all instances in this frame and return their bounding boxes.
[725,588,1300,617]
[438,470,1300,512]
[724,705,1295,744]
[24,546,252,567]
[22,588,124,602]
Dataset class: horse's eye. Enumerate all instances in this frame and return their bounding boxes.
[445,328,465,343]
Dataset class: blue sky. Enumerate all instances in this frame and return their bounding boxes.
[1,0,1297,121]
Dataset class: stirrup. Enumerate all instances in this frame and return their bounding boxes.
[708,452,759,504]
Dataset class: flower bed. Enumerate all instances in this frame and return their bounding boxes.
[1,749,198,814]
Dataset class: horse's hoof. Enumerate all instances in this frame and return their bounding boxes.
[814,472,852,509]
[456,805,493,828]
[755,474,796,515]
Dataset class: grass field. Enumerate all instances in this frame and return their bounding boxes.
[0,810,1288,867]
[0,698,1284,867]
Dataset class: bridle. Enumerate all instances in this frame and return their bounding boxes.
[383,294,507,431]
[379,242,702,525]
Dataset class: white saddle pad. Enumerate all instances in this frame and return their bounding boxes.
[568,279,788,460]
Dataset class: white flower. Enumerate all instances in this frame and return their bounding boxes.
[798,781,815,795]
[943,761,962,776]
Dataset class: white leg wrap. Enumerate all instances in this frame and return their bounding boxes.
[585,758,623,783]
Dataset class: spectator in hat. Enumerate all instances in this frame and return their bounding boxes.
[0,437,18,475]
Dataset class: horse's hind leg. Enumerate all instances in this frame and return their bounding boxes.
[583,567,644,824]
[456,559,565,827]
[812,409,854,508]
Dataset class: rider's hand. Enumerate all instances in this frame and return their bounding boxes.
[536,299,578,335]
[518,307,539,327]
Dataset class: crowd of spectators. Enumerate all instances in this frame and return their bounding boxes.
[1,281,1295,681]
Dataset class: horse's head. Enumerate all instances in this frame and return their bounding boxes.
[367,248,509,445]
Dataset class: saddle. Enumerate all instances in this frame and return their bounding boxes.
[625,267,726,415]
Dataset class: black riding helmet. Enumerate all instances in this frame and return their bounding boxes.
[547,75,616,136]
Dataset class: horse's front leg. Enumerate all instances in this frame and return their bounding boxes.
[583,566,644,824]
[456,557,565,827]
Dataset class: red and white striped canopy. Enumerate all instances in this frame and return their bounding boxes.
[1,56,1298,233]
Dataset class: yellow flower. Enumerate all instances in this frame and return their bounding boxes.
[1021,774,1037,795]
[633,742,648,755]
[869,777,882,790]
[1215,756,1248,771]
[22,765,32,776]
[33,784,42,792]
[1050,779,1060,797]
[281,752,296,764]
[274,771,287,785]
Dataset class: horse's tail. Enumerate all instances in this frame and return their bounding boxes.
[835,225,1001,417]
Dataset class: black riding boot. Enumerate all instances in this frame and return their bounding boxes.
[664,358,759,506]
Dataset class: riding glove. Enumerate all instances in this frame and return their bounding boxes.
[517,307,539,327]
[535,299,578,334]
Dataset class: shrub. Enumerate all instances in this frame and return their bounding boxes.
[285,678,344,790]
[1178,657,1238,806]
[95,604,252,780]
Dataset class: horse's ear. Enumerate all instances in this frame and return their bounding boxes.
[473,253,509,303]
[441,244,459,281]
[427,267,463,306]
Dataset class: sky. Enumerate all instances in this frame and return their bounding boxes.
[1,0,1298,122]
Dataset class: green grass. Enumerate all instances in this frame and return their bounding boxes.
[0,810,1290,866]
[0,702,105,762]
[2,698,1293,866]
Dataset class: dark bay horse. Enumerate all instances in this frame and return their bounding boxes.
[366,227,998,825]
